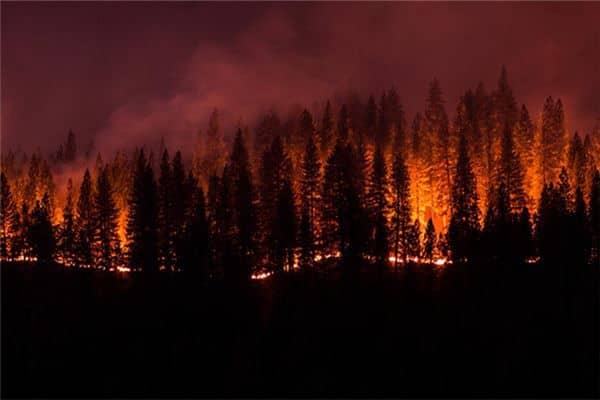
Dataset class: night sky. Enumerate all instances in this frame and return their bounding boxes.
[2,2,599,154]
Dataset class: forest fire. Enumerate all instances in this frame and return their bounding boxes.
[1,67,599,277]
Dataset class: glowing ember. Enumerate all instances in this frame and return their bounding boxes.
[116,266,131,273]
[433,258,449,266]
[251,271,273,280]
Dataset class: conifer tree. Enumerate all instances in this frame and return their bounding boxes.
[370,145,388,265]
[171,151,187,269]
[424,79,451,227]
[498,123,526,212]
[1,172,17,260]
[492,66,518,137]
[274,178,296,271]
[94,166,120,269]
[76,169,94,266]
[322,139,367,262]
[28,193,55,264]
[182,185,209,276]
[299,135,321,267]
[515,105,536,208]
[59,178,76,265]
[390,152,411,266]
[158,150,173,270]
[408,219,421,260]
[541,96,567,184]
[228,129,257,280]
[127,150,159,272]
[448,135,480,262]
[259,135,291,269]
[423,218,436,263]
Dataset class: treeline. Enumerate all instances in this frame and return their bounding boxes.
[1,67,600,278]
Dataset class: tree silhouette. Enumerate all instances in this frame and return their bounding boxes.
[28,194,55,264]
[370,145,389,266]
[181,183,209,276]
[228,129,257,280]
[423,218,436,263]
[498,123,526,212]
[275,178,296,272]
[58,179,76,265]
[1,172,18,260]
[299,135,321,268]
[448,135,480,262]
[259,135,291,270]
[76,169,94,267]
[94,166,120,269]
[127,150,159,272]
[390,152,411,266]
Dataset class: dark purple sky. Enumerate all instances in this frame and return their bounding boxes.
[2,2,599,154]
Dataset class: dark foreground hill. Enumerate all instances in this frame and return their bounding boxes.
[2,261,598,398]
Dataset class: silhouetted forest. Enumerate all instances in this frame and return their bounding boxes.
[1,67,600,275]
[2,67,600,397]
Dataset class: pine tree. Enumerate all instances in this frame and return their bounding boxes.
[182,185,209,276]
[228,129,257,280]
[127,150,159,272]
[408,219,421,261]
[498,123,526,212]
[568,132,587,193]
[492,66,518,137]
[558,166,573,212]
[322,139,366,263]
[424,79,451,228]
[448,135,480,262]
[541,97,567,184]
[370,145,388,265]
[171,151,187,270]
[94,166,120,269]
[59,179,76,266]
[514,105,536,209]
[410,112,427,222]
[157,149,173,270]
[28,193,55,265]
[76,169,94,266]
[274,178,296,271]
[299,135,321,267]
[423,218,436,263]
[259,135,292,269]
[1,172,18,260]
[390,152,411,267]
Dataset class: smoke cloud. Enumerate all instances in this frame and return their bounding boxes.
[2,3,599,155]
